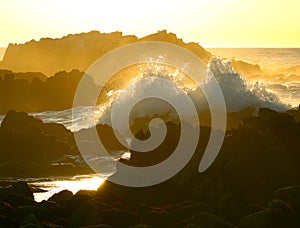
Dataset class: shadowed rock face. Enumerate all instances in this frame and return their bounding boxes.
[96,107,300,225]
[0,110,95,176]
[0,69,99,114]
[0,30,211,76]
[287,106,300,123]
[0,110,78,162]
[0,108,299,226]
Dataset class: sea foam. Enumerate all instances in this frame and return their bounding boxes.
[0,57,290,131]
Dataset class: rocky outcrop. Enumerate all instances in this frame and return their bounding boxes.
[0,69,99,114]
[0,110,93,176]
[287,105,300,122]
[95,107,300,226]
[0,30,211,75]
[0,110,78,161]
[0,108,299,226]
[0,182,299,227]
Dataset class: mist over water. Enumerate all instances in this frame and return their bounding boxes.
[208,48,300,107]
[0,56,292,132]
[207,48,300,70]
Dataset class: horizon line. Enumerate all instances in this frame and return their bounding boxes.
[1,46,300,49]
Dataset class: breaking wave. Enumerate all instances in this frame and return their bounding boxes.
[0,57,290,131]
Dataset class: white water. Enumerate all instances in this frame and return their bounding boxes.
[0,57,292,132]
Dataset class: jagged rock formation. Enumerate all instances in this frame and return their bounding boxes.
[0,30,211,75]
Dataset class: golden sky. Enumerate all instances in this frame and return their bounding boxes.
[0,0,300,47]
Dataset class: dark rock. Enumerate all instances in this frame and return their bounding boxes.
[129,225,150,228]
[75,190,96,197]
[3,193,35,207]
[0,201,18,219]
[239,200,298,228]
[142,206,178,228]
[69,200,102,228]
[0,214,20,228]
[287,105,300,123]
[21,213,40,227]
[186,212,234,228]
[65,193,93,216]
[0,110,78,163]
[168,201,213,221]
[1,110,43,130]
[0,111,91,176]
[48,190,73,206]
[274,185,294,202]
[103,208,141,228]
[38,200,63,220]
[81,225,111,228]
[16,205,49,221]
[9,182,34,199]
[274,185,300,220]
[216,193,257,223]
[0,182,35,207]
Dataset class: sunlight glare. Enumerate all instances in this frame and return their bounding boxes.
[33,175,106,202]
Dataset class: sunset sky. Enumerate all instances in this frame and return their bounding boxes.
[1,0,300,48]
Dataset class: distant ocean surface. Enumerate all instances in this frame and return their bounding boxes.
[1,47,299,70]
[207,48,300,69]
[1,47,299,69]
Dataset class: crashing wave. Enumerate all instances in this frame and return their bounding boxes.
[0,57,290,132]
[206,57,289,112]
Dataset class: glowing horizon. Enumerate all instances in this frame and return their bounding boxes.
[1,0,300,48]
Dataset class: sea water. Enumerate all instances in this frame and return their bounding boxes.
[207,48,300,70]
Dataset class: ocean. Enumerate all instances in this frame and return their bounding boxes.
[207,48,300,70]
[1,47,300,69]
[0,47,299,201]
[207,48,300,107]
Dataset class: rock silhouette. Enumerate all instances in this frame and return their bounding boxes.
[0,108,299,226]
[0,30,211,76]
[0,69,100,114]
[0,110,93,176]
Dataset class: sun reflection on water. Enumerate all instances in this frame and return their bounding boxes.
[32,174,107,202]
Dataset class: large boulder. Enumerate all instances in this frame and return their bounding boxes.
[0,110,78,163]
[69,200,102,228]
[186,212,234,228]
[239,200,298,228]
[48,190,73,206]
